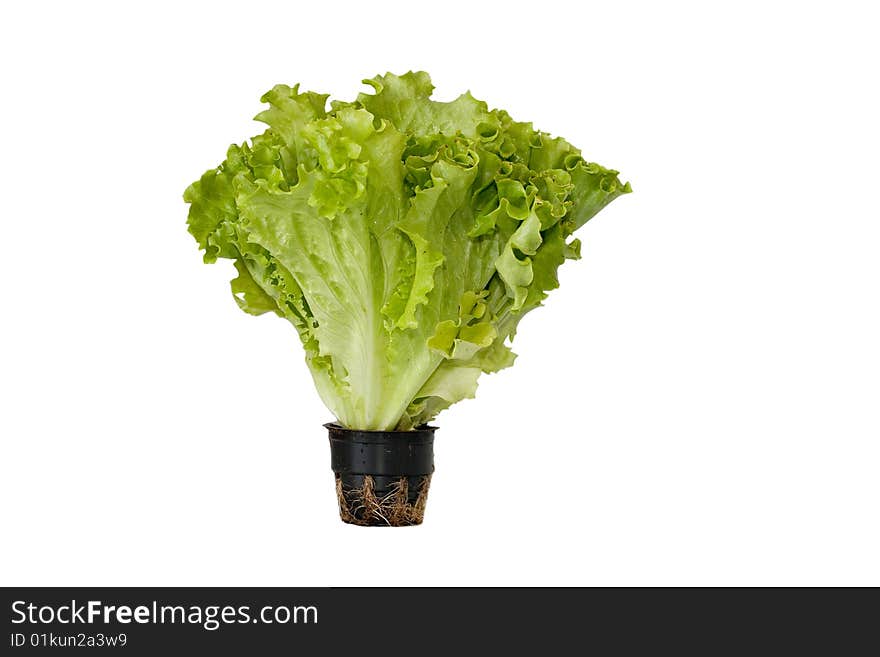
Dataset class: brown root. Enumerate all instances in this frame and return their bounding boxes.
[335,475,432,526]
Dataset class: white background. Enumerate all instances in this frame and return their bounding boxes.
[1,1,878,586]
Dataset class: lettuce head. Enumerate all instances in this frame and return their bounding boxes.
[184,72,630,430]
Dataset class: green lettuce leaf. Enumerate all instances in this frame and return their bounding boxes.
[185,72,629,430]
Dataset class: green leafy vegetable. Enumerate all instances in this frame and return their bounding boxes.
[184,72,630,430]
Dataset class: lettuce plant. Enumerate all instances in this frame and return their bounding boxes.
[185,72,629,430]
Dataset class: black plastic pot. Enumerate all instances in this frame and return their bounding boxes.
[326,422,436,527]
